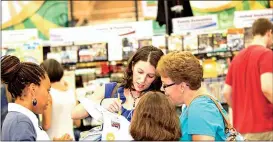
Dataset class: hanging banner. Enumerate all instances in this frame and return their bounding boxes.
[172,15,218,34]
[141,1,158,20]
[234,8,273,28]
[49,21,154,61]
[49,27,77,46]
[50,21,154,43]
[93,20,154,38]
[190,1,271,29]
[91,21,154,61]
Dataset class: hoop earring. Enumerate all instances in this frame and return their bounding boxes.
[32,98,37,106]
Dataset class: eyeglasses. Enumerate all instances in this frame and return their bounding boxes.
[161,83,176,91]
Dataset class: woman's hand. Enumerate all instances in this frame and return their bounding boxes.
[53,133,73,141]
[101,98,122,113]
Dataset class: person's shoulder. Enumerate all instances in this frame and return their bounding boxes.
[3,112,35,133]
[191,96,211,105]
[247,45,272,53]
[5,111,33,124]
[188,96,224,127]
[189,96,219,113]
[6,119,36,141]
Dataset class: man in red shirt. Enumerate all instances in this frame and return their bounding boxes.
[223,18,273,140]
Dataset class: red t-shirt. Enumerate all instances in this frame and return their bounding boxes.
[226,45,273,133]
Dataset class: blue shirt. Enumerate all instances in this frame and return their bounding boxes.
[113,87,134,122]
[2,111,36,141]
[104,83,133,122]
[180,96,226,141]
[1,85,8,128]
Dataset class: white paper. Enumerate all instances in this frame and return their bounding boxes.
[79,98,133,140]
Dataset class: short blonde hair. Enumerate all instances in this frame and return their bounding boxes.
[157,51,203,90]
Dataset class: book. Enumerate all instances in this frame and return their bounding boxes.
[213,33,227,52]
[203,76,226,103]
[78,43,108,62]
[198,33,213,53]
[168,35,183,52]
[138,39,152,48]
[122,37,137,60]
[227,28,244,51]
[183,33,198,54]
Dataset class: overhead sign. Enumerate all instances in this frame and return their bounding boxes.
[2,29,38,46]
[234,8,273,28]
[172,15,218,34]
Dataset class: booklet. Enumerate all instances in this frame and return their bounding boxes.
[79,98,133,140]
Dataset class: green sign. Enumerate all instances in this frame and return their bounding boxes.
[152,20,166,35]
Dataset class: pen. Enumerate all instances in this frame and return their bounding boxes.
[118,93,121,116]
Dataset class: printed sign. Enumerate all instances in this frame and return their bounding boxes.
[234,8,273,28]
[2,29,38,46]
[172,15,218,34]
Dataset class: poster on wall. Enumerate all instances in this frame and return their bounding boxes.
[2,1,69,40]
[234,8,273,28]
[172,15,218,34]
[4,40,43,64]
[2,29,43,64]
[2,29,38,47]
[190,1,272,29]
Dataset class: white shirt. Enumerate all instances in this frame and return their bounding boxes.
[46,88,76,140]
[8,103,50,140]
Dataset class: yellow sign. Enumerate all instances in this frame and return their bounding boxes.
[106,132,115,141]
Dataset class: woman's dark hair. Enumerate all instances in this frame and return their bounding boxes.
[1,55,46,98]
[40,59,64,83]
[122,46,164,91]
[130,91,181,141]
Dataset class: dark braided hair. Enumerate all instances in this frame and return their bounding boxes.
[1,55,46,98]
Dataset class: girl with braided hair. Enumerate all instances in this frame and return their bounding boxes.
[1,55,72,141]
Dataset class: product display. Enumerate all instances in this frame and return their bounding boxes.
[203,77,226,103]
[213,33,227,52]
[167,35,183,52]
[78,43,108,62]
[122,37,137,60]
[198,34,213,53]
[244,27,253,47]
[183,33,198,53]
[47,46,78,64]
[227,28,244,51]
[138,39,152,48]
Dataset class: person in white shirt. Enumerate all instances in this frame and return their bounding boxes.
[41,59,80,140]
